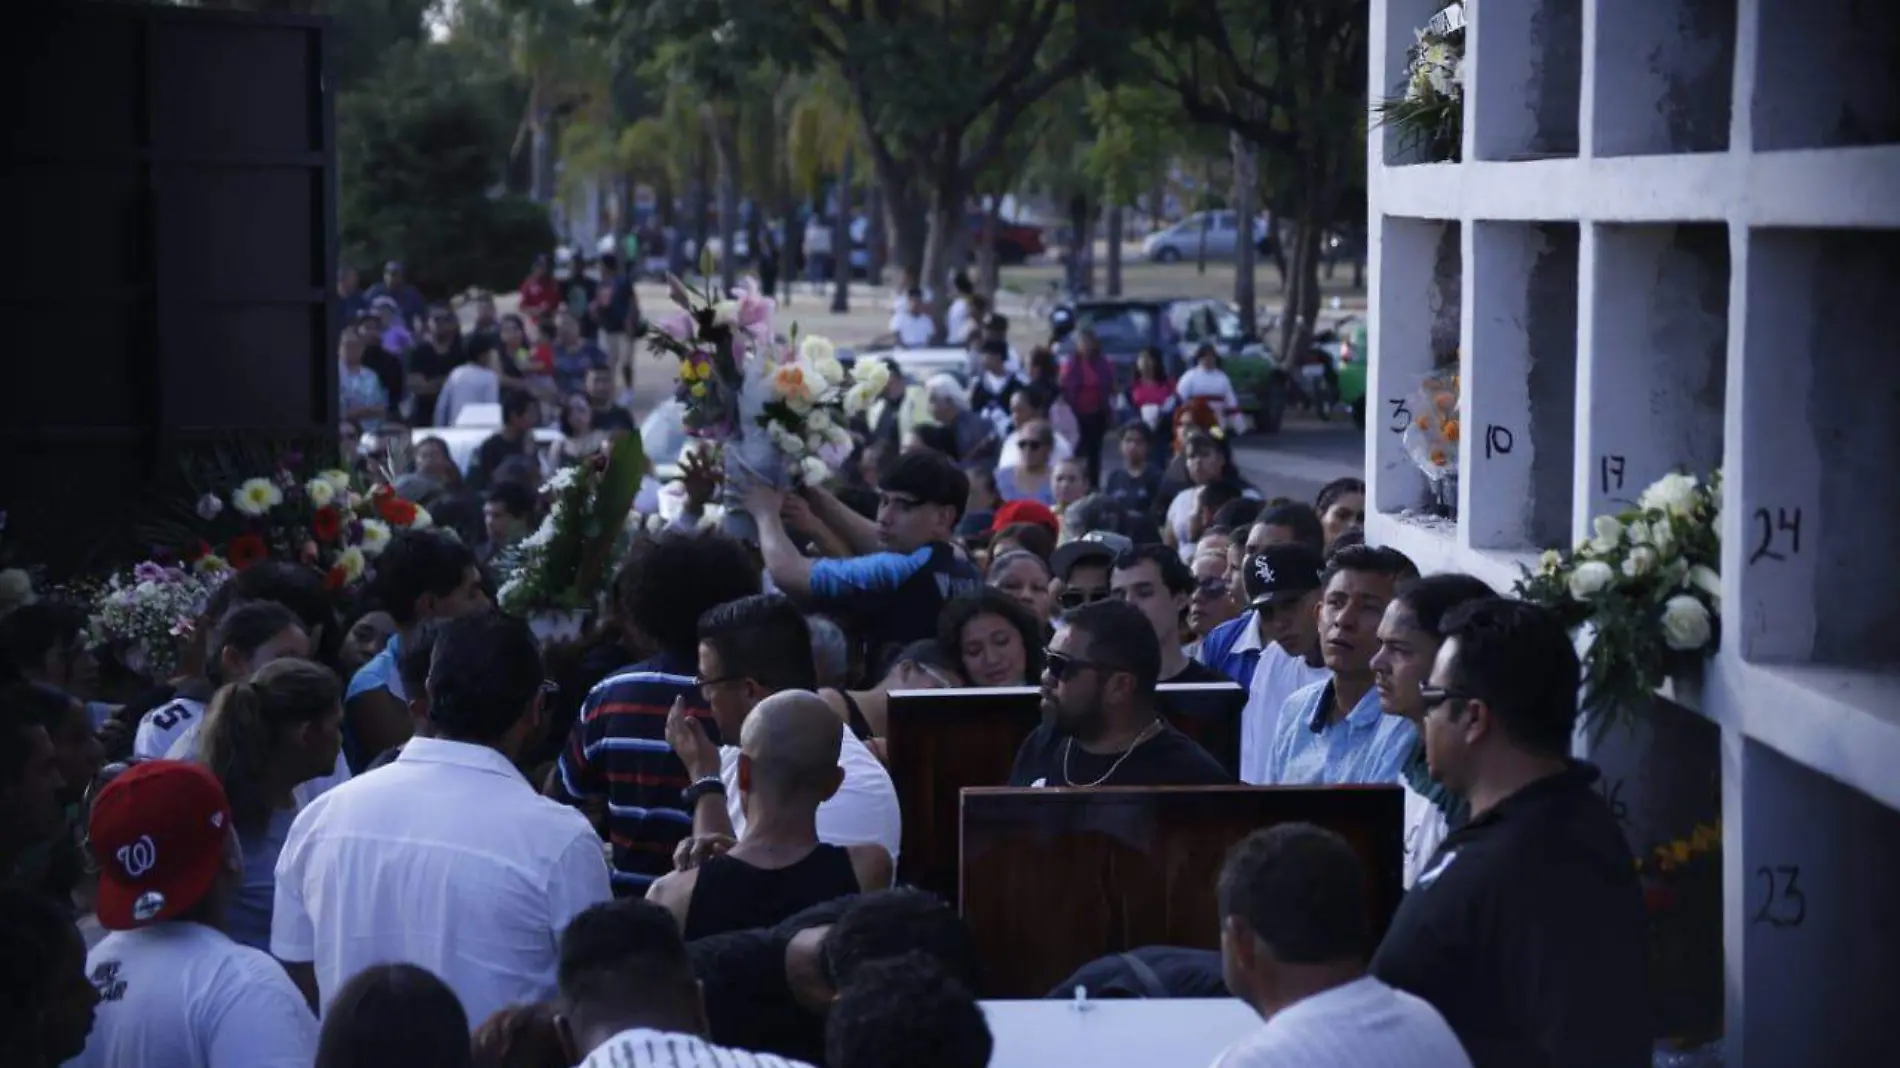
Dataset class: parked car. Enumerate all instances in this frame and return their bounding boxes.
[968,213,1046,265]
[1054,297,1266,380]
[1140,211,1270,263]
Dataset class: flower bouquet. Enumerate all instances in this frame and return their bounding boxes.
[1373,1,1466,162]
[1399,366,1460,516]
[171,464,431,595]
[495,432,648,629]
[645,269,881,541]
[87,561,229,680]
[1516,469,1723,737]
[1636,822,1725,1051]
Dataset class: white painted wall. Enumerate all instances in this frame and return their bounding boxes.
[1366,2,1900,1062]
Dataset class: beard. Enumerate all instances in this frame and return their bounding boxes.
[1041,690,1100,739]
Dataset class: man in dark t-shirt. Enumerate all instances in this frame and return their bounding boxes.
[749,451,981,667]
[407,304,469,427]
[1009,599,1230,788]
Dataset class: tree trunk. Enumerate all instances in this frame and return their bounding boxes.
[979,194,1001,296]
[868,182,888,285]
[1065,192,1090,294]
[921,182,966,328]
[529,103,556,205]
[687,145,711,276]
[1105,202,1124,298]
[1148,164,1168,232]
[708,108,740,292]
[831,149,853,314]
[1231,132,1258,338]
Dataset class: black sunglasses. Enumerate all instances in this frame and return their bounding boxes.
[1058,587,1110,610]
[1416,686,1471,711]
[1042,649,1118,682]
[1193,577,1231,597]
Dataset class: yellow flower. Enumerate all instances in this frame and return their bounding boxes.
[193,554,230,577]
[1669,841,1693,866]
[691,382,708,398]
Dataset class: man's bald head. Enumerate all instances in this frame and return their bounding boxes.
[738,690,845,804]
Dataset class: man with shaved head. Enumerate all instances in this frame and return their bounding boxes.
[650,689,893,939]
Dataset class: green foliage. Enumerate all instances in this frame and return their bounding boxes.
[338,41,551,293]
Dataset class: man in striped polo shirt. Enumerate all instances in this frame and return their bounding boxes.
[546,532,761,894]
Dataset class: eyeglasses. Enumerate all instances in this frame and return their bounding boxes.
[1416,686,1471,711]
[1193,578,1230,598]
[877,492,926,512]
[1042,649,1119,682]
[694,674,745,697]
[1058,587,1110,610]
[1022,438,1051,449]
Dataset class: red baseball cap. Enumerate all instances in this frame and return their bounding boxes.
[89,760,233,931]
[991,499,1060,537]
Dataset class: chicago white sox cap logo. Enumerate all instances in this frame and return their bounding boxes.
[1252,557,1276,585]
[116,834,157,879]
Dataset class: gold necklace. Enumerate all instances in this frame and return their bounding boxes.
[1062,719,1163,787]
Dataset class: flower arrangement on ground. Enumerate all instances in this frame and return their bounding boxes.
[1373,1,1467,162]
[1636,821,1724,1050]
[1516,469,1723,736]
[169,463,430,594]
[495,433,648,617]
[644,269,882,539]
[87,562,229,679]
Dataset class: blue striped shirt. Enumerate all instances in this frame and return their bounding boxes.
[549,650,713,892]
[1262,678,1418,786]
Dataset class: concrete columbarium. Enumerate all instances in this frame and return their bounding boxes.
[1369,1,1900,1063]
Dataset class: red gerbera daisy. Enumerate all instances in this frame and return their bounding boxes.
[324,564,348,591]
[226,534,268,571]
[313,506,342,543]
[377,496,418,527]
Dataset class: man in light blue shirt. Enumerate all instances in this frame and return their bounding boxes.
[1261,545,1418,785]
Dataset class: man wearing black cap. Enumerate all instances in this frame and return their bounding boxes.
[1048,531,1126,630]
[1229,545,1330,784]
[747,451,981,666]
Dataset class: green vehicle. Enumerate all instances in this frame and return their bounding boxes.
[1226,314,1368,432]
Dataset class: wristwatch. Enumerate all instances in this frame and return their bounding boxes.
[681,775,727,807]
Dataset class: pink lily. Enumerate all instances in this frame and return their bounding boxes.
[654,310,696,343]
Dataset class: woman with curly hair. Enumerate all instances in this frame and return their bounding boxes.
[937,589,1046,688]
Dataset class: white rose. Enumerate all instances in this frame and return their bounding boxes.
[1626,519,1651,546]
[1538,549,1562,575]
[800,335,835,365]
[827,426,853,450]
[358,519,393,556]
[305,477,336,509]
[320,469,353,495]
[1640,472,1700,517]
[712,300,740,326]
[1590,515,1622,555]
[1649,518,1677,560]
[845,383,878,413]
[808,410,834,433]
[798,455,830,486]
[1567,560,1614,600]
[1688,564,1722,605]
[1622,545,1658,578]
[1660,595,1714,651]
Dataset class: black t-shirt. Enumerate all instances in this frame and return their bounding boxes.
[1007,719,1232,788]
[592,403,636,434]
[467,431,533,492]
[1159,659,1246,728]
[690,896,856,1063]
[409,337,469,425]
[806,541,981,668]
[360,345,406,418]
[1104,466,1162,515]
[1370,762,1650,1068]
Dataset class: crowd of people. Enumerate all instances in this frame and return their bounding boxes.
[0,256,1654,1068]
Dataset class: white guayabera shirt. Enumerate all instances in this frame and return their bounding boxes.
[579,1028,816,1068]
[70,922,319,1068]
[1210,976,1472,1068]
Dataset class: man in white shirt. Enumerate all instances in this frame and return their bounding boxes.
[74,760,319,1068]
[888,289,937,348]
[1210,823,1471,1068]
[667,597,902,866]
[1234,546,1330,784]
[558,897,817,1067]
[271,614,611,1028]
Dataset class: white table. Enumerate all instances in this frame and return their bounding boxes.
[981,997,1257,1068]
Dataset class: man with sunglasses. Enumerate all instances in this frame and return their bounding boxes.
[749,452,981,664]
[1007,600,1229,789]
[1047,532,1124,627]
[1370,599,1648,1068]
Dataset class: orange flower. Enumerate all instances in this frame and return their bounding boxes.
[1415,414,1430,430]
[1429,448,1448,467]
[1434,391,1456,412]
[1443,419,1461,442]
[226,534,268,571]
